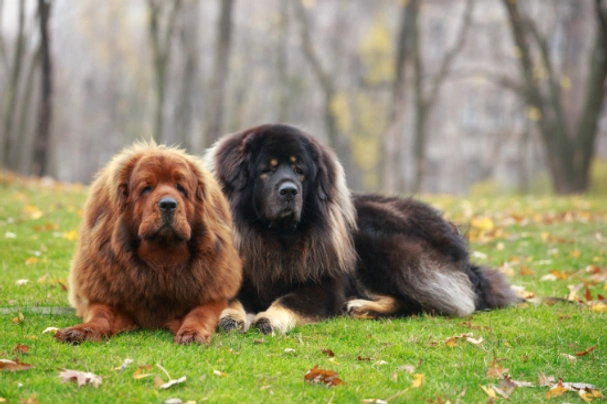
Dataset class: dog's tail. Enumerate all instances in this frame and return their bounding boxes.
[469,265,520,310]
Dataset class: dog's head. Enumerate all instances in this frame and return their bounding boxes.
[207,124,341,232]
[112,144,204,244]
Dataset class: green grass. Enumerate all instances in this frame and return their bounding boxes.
[1,174,606,403]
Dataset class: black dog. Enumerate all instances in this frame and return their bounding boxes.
[205,124,517,334]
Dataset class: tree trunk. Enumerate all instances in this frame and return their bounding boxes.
[148,0,182,143]
[2,0,25,169]
[382,0,418,194]
[276,0,289,123]
[32,0,52,177]
[502,0,607,194]
[205,0,236,148]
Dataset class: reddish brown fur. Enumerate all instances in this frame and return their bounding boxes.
[55,142,242,344]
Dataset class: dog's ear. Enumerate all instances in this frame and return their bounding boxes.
[310,137,338,202]
[207,129,257,195]
[117,183,129,209]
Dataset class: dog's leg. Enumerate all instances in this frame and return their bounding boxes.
[252,278,343,335]
[218,299,251,332]
[173,300,227,344]
[345,295,401,319]
[55,303,137,344]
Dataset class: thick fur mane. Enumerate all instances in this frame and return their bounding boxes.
[205,124,357,288]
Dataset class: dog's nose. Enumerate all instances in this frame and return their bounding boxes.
[158,197,178,212]
[278,183,299,200]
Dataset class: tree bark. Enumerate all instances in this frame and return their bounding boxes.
[32,0,52,177]
[205,0,236,148]
[412,0,475,193]
[148,0,182,143]
[2,0,25,168]
[382,0,418,194]
[502,0,607,194]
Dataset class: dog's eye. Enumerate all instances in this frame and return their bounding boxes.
[294,166,304,175]
[176,183,187,196]
[140,186,152,196]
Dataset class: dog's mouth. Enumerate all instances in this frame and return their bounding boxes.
[267,207,301,231]
[139,217,190,242]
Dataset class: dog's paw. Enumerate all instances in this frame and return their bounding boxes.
[173,328,212,345]
[253,317,275,335]
[218,315,245,333]
[54,325,105,344]
[344,299,376,319]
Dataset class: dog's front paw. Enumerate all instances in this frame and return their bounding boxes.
[219,315,245,333]
[54,325,105,344]
[174,328,212,345]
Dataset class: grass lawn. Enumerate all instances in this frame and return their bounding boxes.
[1,173,605,403]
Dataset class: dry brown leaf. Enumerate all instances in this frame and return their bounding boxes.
[546,380,569,399]
[584,286,593,301]
[58,369,102,388]
[304,365,344,387]
[397,364,415,374]
[538,372,555,387]
[445,333,473,347]
[466,336,483,345]
[321,349,335,357]
[153,375,165,388]
[13,344,30,354]
[576,345,597,357]
[486,358,508,379]
[0,359,34,372]
[357,356,371,361]
[132,365,153,380]
[11,312,24,324]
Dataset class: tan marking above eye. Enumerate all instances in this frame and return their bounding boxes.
[270,159,278,167]
[290,156,297,163]
[260,173,269,180]
[299,175,305,181]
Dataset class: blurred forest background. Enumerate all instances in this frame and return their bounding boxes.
[0,0,606,195]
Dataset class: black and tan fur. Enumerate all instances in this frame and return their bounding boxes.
[205,124,517,334]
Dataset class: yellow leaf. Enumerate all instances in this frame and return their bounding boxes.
[133,366,153,380]
[569,249,581,258]
[445,338,458,348]
[23,205,43,220]
[546,382,568,399]
[63,230,79,241]
[471,216,494,231]
[11,312,24,324]
[25,257,38,265]
[527,106,542,121]
[481,385,496,398]
[411,373,424,388]
[590,302,607,313]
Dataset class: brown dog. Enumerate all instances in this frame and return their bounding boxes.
[55,142,242,344]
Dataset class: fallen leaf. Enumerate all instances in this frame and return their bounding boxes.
[304,365,344,387]
[164,399,183,404]
[576,346,597,357]
[63,230,79,241]
[584,286,593,302]
[486,358,508,379]
[357,356,371,361]
[445,333,473,347]
[59,369,102,387]
[4,231,16,238]
[567,284,583,301]
[133,365,153,379]
[375,360,388,366]
[480,385,496,399]
[397,365,415,374]
[253,338,266,344]
[213,370,227,377]
[321,349,335,357]
[284,348,296,353]
[115,358,133,373]
[11,312,25,324]
[546,381,569,399]
[13,344,29,354]
[466,336,483,345]
[471,216,494,231]
[154,375,165,388]
[24,257,38,265]
[411,373,424,388]
[0,359,34,372]
[589,302,607,312]
[560,353,577,362]
[158,376,186,390]
[15,279,30,286]
[538,372,555,387]
[42,327,59,334]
